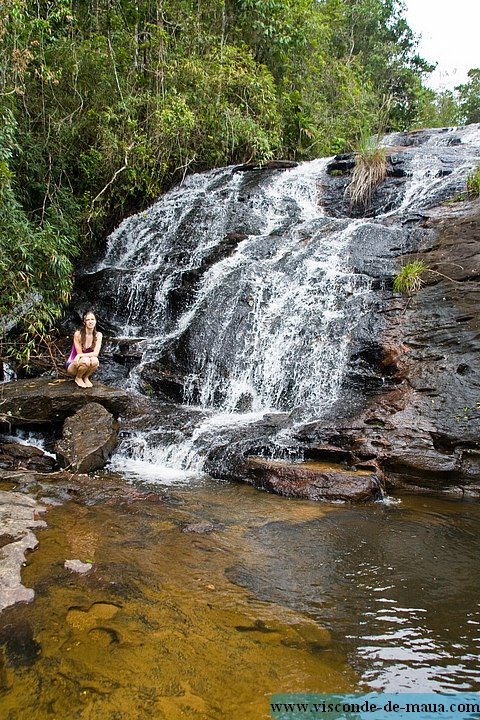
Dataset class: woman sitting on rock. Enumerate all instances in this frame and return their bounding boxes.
[66,310,103,388]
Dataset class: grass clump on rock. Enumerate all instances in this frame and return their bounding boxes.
[393,260,429,295]
[347,133,388,210]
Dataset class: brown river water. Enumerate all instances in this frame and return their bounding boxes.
[1,472,480,719]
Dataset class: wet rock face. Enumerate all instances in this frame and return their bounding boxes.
[0,443,55,472]
[65,124,480,499]
[322,126,477,219]
[322,153,406,218]
[294,202,480,496]
[379,205,480,493]
[55,402,119,473]
[0,377,141,428]
[208,454,384,503]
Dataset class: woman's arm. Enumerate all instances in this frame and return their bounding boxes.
[72,330,84,356]
[74,330,103,358]
[90,332,103,357]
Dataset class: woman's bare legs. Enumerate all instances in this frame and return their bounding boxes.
[82,357,99,387]
[67,357,93,388]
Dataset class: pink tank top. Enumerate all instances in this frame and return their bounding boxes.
[66,344,93,368]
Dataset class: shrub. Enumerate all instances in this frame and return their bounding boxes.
[0,110,78,366]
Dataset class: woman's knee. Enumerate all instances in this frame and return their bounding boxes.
[66,363,76,376]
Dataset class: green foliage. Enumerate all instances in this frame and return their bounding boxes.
[0,0,437,361]
[347,129,388,209]
[414,68,480,129]
[393,261,429,295]
[0,109,78,364]
[415,87,461,129]
[319,0,434,131]
[467,166,480,198]
[456,69,480,124]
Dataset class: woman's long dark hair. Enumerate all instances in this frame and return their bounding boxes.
[79,309,97,350]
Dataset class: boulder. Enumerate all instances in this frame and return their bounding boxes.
[0,376,136,428]
[239,457,384,502]
[55,402,119,473]
[0,443,55,472]
[205,447,384,503]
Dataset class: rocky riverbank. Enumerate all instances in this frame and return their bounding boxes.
[0,377,163,613]
[292,197,480,499]
[3,127,480,509]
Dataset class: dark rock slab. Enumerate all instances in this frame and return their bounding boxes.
[233,160,299,172]
[0,443,55,472]
[323,152,408,217]
[239,457,384,502]
[206,448,384,502]
[55,402,119,473]
[0,377,139,428]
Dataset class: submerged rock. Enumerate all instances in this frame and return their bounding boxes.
[182,521,216,534]
[0,490,47,614]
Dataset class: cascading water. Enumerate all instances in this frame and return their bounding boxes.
[83,124,480,482]
[96,159,373,415]
[92,162,375,478]
[382,124,480,214]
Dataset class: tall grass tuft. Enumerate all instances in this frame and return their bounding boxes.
[347,132,388,210]
[393,260,429,295]
[347,97,391,211]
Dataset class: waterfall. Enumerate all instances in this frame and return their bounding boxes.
[382,124,480,213]
[95,160,376,415]
[86,124,480,481]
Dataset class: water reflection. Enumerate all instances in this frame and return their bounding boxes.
[228,496,480,692]
[1,479,480,719]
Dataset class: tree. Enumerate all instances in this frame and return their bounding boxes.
[0,0,437,363]
[0,109,77,364]
[415,87,461,129]
[319,0,434,130]
[456,69,480,124]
